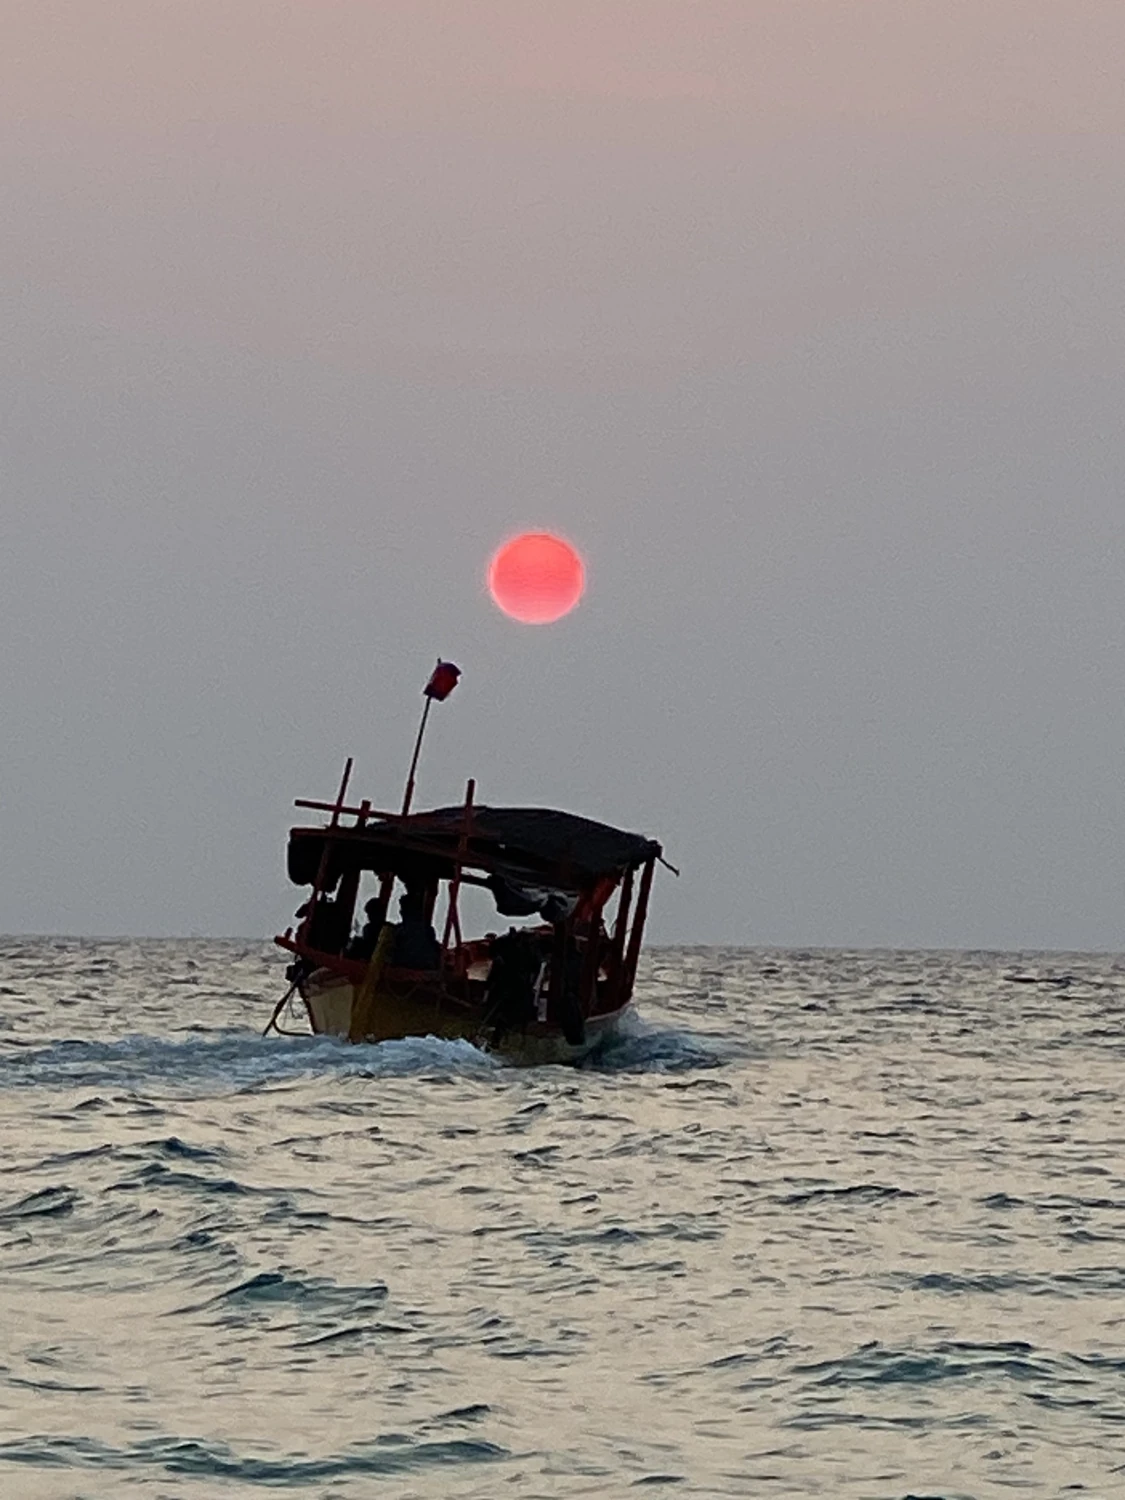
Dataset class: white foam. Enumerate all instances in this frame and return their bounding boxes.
[3,1029,498,1095]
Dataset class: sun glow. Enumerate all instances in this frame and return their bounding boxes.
[487,532,586,624]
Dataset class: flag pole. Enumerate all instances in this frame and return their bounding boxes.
[401,658,461,816]
[400,694,433,817]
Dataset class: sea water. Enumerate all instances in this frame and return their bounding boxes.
[1,940,1123,1498]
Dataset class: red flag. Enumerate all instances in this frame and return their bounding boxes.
[424,660,461,701]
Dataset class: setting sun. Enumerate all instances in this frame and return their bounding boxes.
[487,532,586,624]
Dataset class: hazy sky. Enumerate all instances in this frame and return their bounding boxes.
[4,2,1125,946]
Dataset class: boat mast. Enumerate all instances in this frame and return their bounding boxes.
[400,695,432,817]
[299,755,354,939]
[440,778,476,963]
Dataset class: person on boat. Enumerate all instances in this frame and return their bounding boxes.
[297,893,349,954]
[392,887,441,970]
[483,927,541,1041]
[346,897,387,961]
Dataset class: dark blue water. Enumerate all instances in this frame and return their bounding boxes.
[2,940,1124,1497]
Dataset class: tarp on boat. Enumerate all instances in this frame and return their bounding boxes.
[287,805,661,892]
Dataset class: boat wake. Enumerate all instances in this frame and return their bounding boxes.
[0,1030,499,1095]
[585,1014,727,1073]
[1,1018,725,1093]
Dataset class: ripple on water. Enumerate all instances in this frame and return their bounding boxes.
[0,1432,510,1482]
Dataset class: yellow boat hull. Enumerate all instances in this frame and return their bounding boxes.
[304,970,629,1066]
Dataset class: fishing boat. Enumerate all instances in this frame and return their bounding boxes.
[267,663,665,1064]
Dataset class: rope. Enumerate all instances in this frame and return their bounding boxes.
[262,982,297,1037]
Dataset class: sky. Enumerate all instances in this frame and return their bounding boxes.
[3,1,1125,947]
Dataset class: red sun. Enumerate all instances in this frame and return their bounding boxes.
[487,532,586,624]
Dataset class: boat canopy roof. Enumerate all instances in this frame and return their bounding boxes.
[287,804,662,893]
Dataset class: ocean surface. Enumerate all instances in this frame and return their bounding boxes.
[1,942,1123,1499]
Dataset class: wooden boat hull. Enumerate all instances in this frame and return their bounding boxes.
[303,970,629,1066]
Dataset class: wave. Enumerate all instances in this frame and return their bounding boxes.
[179,1268,390,1317]
[585,1015,728,1073]
[889,1266,1125,1296]
[790,1339,1089,1390]
[777,1183,917,1208]
[0,1432,508,1483]
[0,1185,79,1223]
[0,1030,499,1094]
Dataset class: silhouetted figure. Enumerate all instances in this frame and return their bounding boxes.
[483,927,542,1040]
[347,897,387,960]
[392,889,441,970]
[297,894,348,954]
